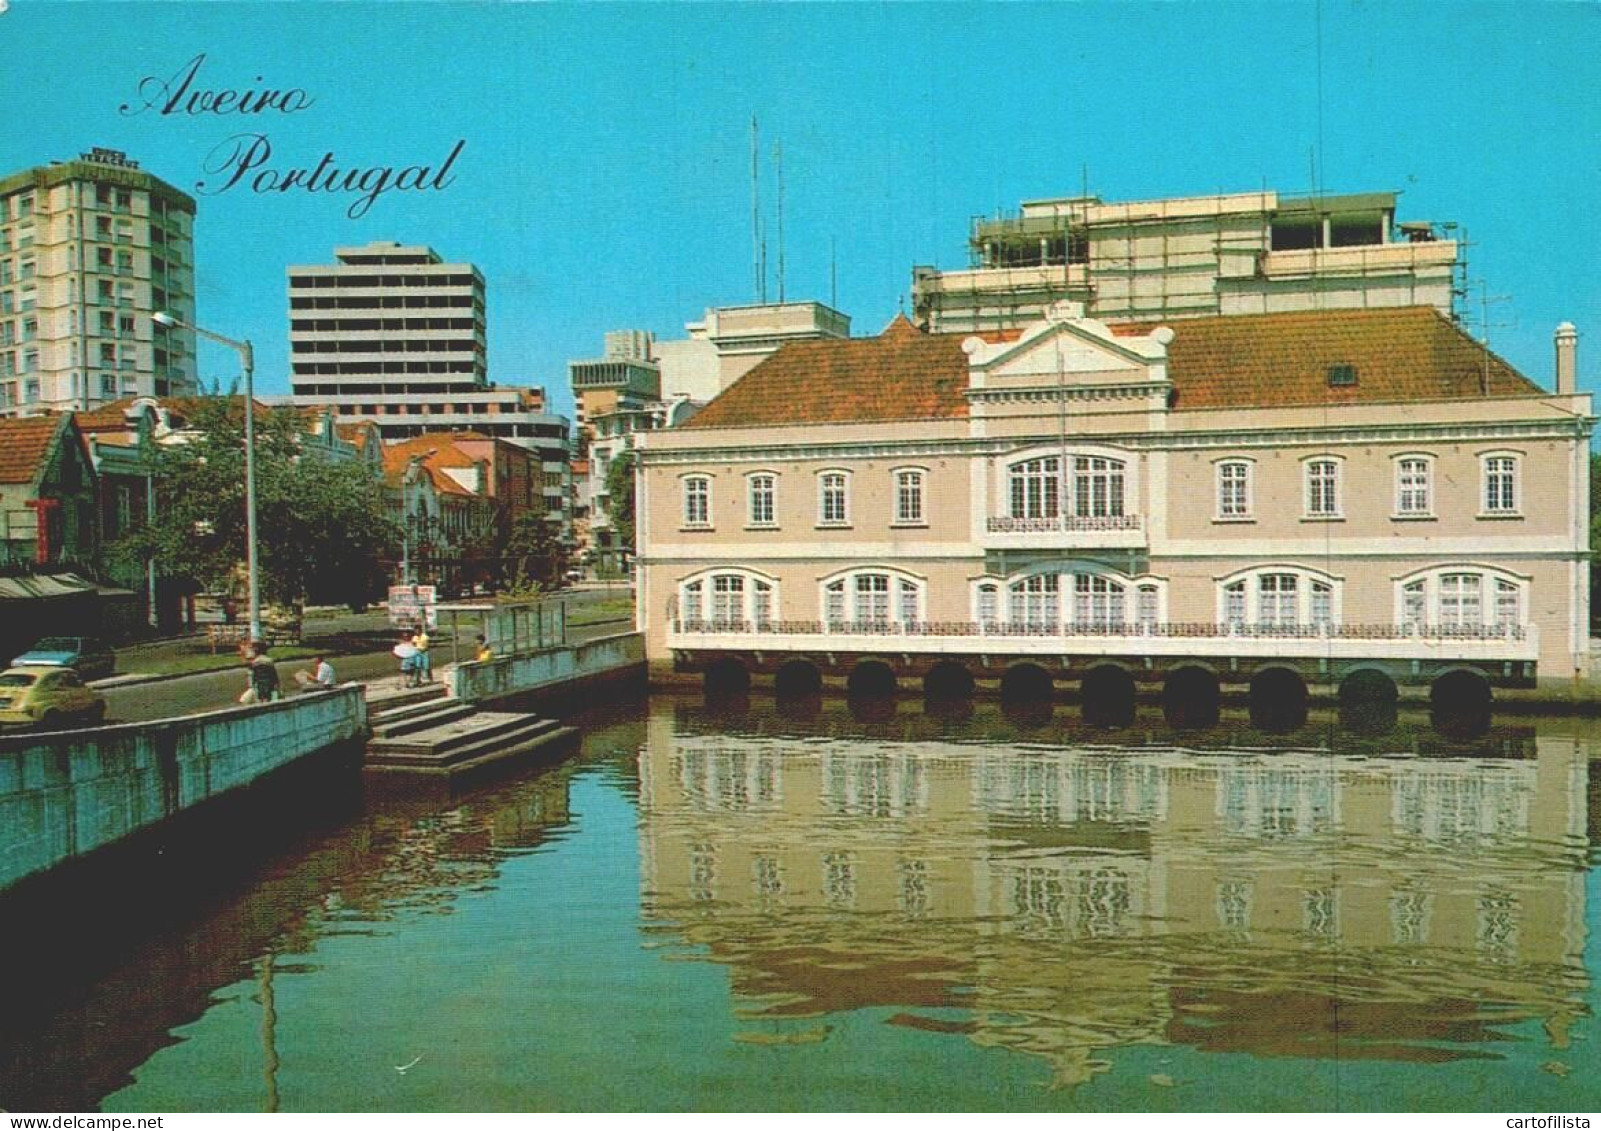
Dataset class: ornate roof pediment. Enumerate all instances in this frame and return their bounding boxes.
[964,302,1172,391]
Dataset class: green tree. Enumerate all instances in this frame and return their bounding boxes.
[114,399,399,609]
[604,449,636,558]
[504,511,567,591]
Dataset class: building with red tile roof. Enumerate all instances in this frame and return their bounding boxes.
[0,414,98,569]
[636,302,1594,693]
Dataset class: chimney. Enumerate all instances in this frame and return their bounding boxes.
[1555,322,1578,394]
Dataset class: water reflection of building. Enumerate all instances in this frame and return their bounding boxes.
[638,715,1589,1087]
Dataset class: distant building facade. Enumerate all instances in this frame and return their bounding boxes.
[0,148,198,417]
[913,189,1461,335]
[285,241,571,537]
[636,306,1592,696]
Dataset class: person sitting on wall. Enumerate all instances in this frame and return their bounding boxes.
[474,634,493,663]
[294,656,336,691]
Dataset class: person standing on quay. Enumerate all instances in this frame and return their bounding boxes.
[393,631,421,686]
[414,624,432,684]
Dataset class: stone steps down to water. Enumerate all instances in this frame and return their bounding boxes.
[363,682,578,781]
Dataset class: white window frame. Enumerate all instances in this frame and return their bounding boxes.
[996,444,1137,523]
[817,469,851,527]
[681,473,712,529]
[1301,455,1344,520]
[986,567,1164,633]
[819,566,924,629]
[891,466,927,527]
[1216,565,1343,629]
[1391,565,1528,633]
[745,470,778,528]
[1392,453,1435,519]
[1214,458,1254,521]
[1478,451,1522,518]
[677,568,779,629]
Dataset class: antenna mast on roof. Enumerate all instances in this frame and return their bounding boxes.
[776,140,786,304]
[751,115,761,303]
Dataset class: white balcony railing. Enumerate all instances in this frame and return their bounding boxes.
[666,619,1538,662]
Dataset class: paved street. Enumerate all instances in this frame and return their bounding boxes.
[98,588,634,724]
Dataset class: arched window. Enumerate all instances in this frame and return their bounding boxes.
[1395,567,1526,634]
[1218,567,1340,630]
[822,569,923,630]
[678,571,776,630]
[992,568,1161,633]
[1005,452,1128,522]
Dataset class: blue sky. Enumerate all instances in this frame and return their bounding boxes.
[2,1,1597,421]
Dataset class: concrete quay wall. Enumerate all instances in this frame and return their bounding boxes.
[0,687,367,895]
[451,632,645,707]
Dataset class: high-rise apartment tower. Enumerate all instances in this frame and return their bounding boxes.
[0,148,198,416]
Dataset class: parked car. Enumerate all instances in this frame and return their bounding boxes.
[9,636,115,679]
[0,666,108,730]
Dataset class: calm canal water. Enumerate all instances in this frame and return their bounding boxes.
[1,694,1596,1112]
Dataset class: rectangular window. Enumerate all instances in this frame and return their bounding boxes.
[748,474,775,526]
[1439,574,1482,627]
[856,574,890,624]
[1396,458,1431,515]
[1258,574,1298,626]
[1218,462,1250,518]
[825,581,846,626]
[1224,582,1246,626]
[1310,582,1333,627]
[897,579,918,626]
[895,470,924,524]
[1137,586,1159,629]
[1306,460,1339,517]
[681,582,703,624]
[711,575,744,623]
[683,477,710,526]
[752,582,773,627]
[1009,458,1059,520]
[1402,582,1426,630]
[1483,457,1518,514]
[977,585,998,626]
[820,473,849,525]
[1493,580,1519,629]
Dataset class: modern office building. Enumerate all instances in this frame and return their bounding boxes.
[286,240,571,535]
[636,304,1592,698]
[912,189,1463,334]
[0,148,198,416]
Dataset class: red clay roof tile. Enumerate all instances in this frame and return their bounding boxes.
[0,417,64,484]
[682,306,1546,429]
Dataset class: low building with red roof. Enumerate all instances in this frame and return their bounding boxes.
[0,414,98,570]
[636,303,1593,697]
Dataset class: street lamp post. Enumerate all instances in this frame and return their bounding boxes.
[152,311,261,642]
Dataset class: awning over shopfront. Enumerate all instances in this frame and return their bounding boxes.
[0,572,133,600]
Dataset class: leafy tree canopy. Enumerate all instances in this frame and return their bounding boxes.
[604,449,636,555]
[113,400,399,607]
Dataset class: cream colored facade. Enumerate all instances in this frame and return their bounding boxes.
[636,305,1593,686]
[638,718,1588,1080]
[0,149,198,416]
